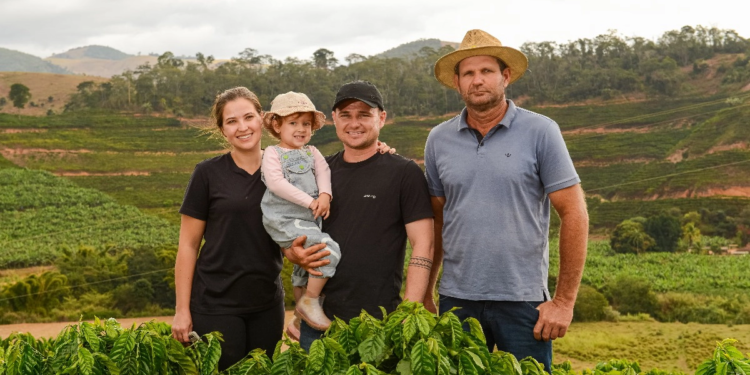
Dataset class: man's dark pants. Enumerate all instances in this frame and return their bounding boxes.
[299,320,324,352]
[439,295,552,372]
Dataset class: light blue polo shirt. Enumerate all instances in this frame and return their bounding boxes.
[424,100,580,301]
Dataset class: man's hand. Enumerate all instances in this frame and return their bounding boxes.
[533,299,574,341]
[282,236,330,276]
[423,294,438,314]
[376,140,397,154]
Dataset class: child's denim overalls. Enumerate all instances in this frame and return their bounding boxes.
[261,146,341,286]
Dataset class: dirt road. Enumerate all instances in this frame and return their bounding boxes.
[0,311,296,338]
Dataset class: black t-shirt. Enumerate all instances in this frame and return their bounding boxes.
[180,153,283,315]
[321,152,433,321]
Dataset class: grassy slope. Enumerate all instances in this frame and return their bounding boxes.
[555,321,750,373]
[0,72,107,116]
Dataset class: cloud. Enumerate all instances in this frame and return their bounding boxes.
[1,0,748,60]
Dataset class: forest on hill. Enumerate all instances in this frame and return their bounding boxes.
[60,25,750,118]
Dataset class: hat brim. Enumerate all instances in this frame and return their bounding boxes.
[434,46,528,89]
[331,97,381,112]
[263,108,327,133]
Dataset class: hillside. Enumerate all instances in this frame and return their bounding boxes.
[375,38,458,59]
[49,45,131,60]
[0,47,69,74]
[0,72,107,115]
[45,55,158,77]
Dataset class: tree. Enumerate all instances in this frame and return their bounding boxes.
[644,214,682,252]
[345,53,367,65]
[681,221,702,252]
[610,219,655,254]
[9,83,31,110]
[312,48,338,70]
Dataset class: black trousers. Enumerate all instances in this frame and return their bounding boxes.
[191,302,285,371]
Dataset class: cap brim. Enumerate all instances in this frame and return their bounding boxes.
[263,110,327,131]
[332,97,380,112]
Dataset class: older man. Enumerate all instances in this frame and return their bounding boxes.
[285,81,434,351]
[423,29,589,370]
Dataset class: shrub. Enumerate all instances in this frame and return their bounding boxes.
[573,284,609,322]
[606,275,659,316]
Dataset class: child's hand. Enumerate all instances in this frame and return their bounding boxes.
[310,193,331,220]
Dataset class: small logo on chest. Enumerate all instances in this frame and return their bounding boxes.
[363,195,377,199]
[505,153,511,157]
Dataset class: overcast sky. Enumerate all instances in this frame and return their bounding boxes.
[1,0,748,60]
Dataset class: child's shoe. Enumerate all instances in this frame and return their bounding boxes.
[285,313,301,341]
[295,295,331,331]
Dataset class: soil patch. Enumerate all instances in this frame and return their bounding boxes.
[667,148,687,163]
[707,142,747,154]
[574,158,654,167]
[55,171,151,177]
[1,148,92,155]
[1,129,48,134]
[563,126,653,136]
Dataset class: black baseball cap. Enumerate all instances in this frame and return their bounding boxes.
[331,81,384,111]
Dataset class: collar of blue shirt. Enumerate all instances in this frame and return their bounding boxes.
[456,99,519,132]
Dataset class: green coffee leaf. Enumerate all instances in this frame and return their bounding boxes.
[78,347,95,375]
[410,340,436,375]
[358,331,386,364]
[463,318,485,345]
[307,340,327,372]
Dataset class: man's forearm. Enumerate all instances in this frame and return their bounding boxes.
[426,196,446,301]
[403,218,435,302]
[554,207,589,308]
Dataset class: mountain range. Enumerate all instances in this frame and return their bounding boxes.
[0,40,460,78]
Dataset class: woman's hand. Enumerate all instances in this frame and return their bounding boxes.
[172,310,193,345]
[282,236,329,276]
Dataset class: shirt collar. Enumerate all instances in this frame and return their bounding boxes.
[456,99,518,131]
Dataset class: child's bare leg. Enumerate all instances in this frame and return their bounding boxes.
[304,278,327,298]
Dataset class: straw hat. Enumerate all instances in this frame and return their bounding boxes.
[434,29,528,89]
[263,92,326,138]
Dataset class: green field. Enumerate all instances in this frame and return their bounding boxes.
[0,169,177,269]
[550,241,750,297]
[555,321,750,373]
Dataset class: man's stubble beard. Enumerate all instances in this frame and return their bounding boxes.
[461,86,506,113]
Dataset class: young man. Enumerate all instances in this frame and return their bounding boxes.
[284,81,434,351]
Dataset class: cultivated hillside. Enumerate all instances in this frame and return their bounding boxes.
[0,47,69,74]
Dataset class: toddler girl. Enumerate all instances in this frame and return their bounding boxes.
[260,92,339,333]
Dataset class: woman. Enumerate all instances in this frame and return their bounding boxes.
[171,87,288,370]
